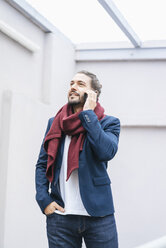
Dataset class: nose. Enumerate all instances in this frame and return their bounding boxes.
[70,82,78,91]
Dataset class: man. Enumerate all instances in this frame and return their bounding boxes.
[35,70,121,248]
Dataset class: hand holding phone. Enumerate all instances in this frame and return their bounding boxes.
[83,90,98,111]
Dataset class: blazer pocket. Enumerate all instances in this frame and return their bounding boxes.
[93,176,111,186]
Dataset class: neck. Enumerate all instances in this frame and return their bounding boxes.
[72,104,83,113]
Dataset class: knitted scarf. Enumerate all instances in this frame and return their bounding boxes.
[43,102,106,183]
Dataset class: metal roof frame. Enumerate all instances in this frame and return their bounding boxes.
[4,0,166,61]
[5,0,73,45]
[98,0,142,48]
[75,41,166,61]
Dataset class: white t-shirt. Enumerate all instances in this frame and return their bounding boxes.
[54,135,90,216]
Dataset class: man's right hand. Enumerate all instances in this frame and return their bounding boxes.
[44,201,65,215]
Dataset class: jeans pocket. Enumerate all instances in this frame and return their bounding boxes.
[46,212,55,217]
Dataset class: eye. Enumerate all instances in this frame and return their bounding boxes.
[79,82,85,86]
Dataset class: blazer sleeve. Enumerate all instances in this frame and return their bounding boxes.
[79,110,121,162]
[35,118,54,215]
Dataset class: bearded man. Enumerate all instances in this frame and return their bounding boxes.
[35,70,121,248]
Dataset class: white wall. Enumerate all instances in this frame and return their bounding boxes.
[0,0,45,101]
[0,1,75,248]
[76,61,166,125]
[76,61,166,247]
[1,90,55,248]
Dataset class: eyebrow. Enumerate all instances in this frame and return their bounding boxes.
[70,80,86,85]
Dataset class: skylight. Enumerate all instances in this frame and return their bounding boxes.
[25,0,166,44]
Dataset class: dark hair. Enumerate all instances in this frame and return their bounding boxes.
[77,70,102,101]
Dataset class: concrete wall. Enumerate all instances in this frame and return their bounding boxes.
[76,61,166,247]
[0,90,55,248]
[0,1,75,247]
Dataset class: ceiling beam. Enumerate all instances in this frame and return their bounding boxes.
[5,0,73,44]
[98,0,142,48]
[75,45,166,61]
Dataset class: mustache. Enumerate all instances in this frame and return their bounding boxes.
[69,90,80,96]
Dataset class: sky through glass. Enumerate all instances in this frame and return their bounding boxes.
[26,0,166,44]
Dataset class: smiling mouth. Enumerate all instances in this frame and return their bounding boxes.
[69,92,79,97]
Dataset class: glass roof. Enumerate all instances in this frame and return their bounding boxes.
[115,0,166,41]
[26,0,166,44]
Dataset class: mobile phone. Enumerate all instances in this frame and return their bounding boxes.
[84,93,88,102]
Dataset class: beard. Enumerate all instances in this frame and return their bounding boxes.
[68,99,81,106]
[68,95,85,106]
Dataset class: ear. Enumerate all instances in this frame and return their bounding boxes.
[95,90,99,98]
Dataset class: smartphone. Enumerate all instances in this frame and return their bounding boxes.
[84,93,88,102]
[84,92,98,102]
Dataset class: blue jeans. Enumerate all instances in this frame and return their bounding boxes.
[46,212,118,248]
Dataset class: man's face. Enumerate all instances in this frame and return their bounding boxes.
[68,73,92,106]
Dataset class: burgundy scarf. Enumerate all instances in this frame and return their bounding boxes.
[43,102,106,183]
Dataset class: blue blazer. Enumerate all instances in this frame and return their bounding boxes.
[35,109,121,217]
